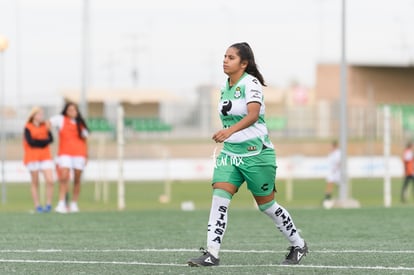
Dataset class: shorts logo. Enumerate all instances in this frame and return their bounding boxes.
[261,183,269,191]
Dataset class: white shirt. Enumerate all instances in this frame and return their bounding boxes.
[327,148,341,174]
[326,148,341,183]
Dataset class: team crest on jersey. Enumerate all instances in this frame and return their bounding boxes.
[234,87,241,98]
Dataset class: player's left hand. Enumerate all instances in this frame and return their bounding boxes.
[212,129,233,143]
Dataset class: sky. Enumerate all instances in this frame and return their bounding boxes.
[0,0,413,107]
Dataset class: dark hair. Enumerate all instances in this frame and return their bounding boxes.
[61,102,89,139]
[230,42,266,86]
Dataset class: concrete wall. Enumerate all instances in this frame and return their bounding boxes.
[349,66,414,105]
[88,102,104,117]
[315,64,414,105]
[123,102,159,117]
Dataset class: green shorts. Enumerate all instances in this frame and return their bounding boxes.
[212,148,277,196]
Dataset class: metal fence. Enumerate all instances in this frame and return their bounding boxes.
[162,102,414,142]
[2,102,414,143]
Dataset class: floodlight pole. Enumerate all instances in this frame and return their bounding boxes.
[383,105,391,207]
[0,53,5,204]
[0,36,8,204]
[80,0,90,118]
[117,105,125,210]
[339,0,348,201]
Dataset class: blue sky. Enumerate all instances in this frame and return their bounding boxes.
[0,0,413,106]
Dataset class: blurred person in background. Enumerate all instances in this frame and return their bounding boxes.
[322,140,341,209]
[187,42,308,267]
[50,102,89,213]
[23,107,54,213]
[401,141,414,203]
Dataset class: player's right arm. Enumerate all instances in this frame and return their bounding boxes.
[49,114,64,130]
[24,127,52,148]
[213,102,260,143]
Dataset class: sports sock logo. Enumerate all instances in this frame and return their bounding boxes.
[275,207,297,237]
[210,205,227,244]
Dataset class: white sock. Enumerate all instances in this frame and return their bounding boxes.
[206,194,231,258]
[262,201,304,248]
[57,200,65,207]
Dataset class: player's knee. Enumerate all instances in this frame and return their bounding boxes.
[258,200,275,212]
[213,182,238,195]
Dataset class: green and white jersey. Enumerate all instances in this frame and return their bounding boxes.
[218,72,274,157]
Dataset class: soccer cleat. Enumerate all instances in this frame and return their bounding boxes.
[281,241,308,265]
[55,203,68,214]
[69,202,79,213]
[35,206,43,213]
[44,204,52,213]
[187,248,220,267]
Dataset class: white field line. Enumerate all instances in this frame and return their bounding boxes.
[0,248,414,254]
[0,259,184,266]
[0,259,414,271]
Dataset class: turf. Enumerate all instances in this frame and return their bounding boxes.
[0,179,414,274]
[1,177,413,212]
[0,208,413,274]
[0,178,413,274]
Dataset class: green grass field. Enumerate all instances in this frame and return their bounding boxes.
[0,178,414,274]
[0,178,413,212]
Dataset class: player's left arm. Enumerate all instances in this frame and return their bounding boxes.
[81,128,89,139]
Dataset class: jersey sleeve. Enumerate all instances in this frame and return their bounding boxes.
[245,77,263,104]
[49,114,64,130]
[24,127,52,148]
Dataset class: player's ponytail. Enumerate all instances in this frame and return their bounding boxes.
[230,42,266,87]
[75,112,89,139]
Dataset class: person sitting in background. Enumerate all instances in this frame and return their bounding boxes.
[323,140,341,208]
[401,142,414,203]
[23,107,54,213]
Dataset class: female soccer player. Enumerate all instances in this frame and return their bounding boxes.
[23,107,54,213]
[187,42,308,266]
[401,141,414,202]
[50,102,89,213]
[323,140,341,208]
